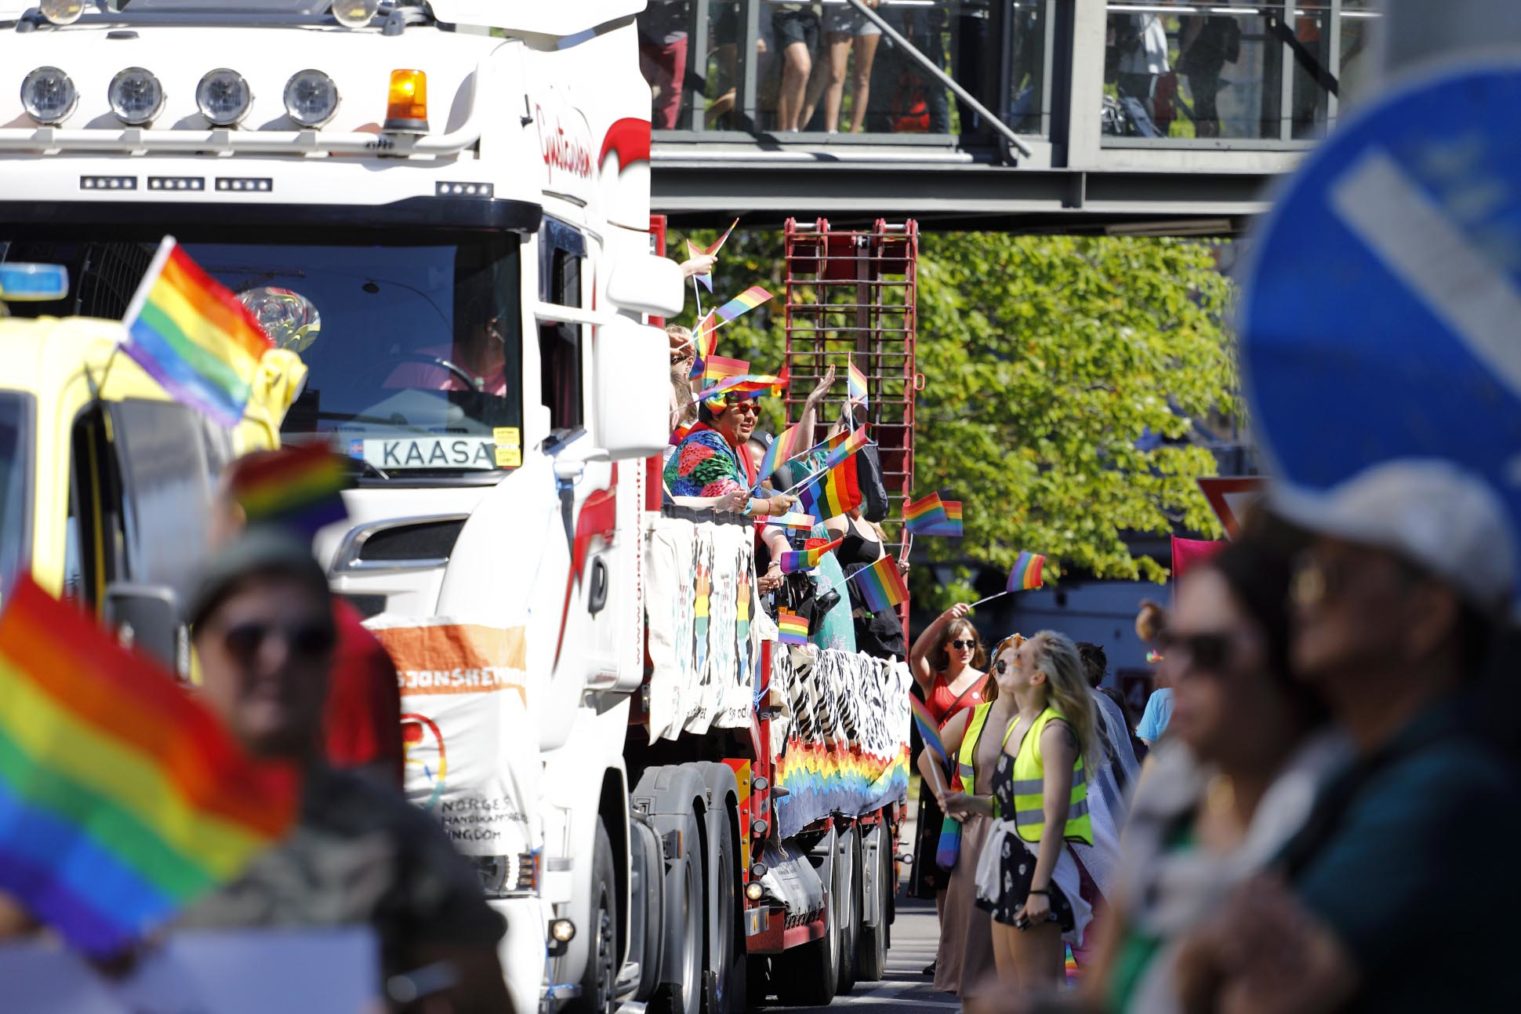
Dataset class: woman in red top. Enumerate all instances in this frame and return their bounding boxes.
[906,603,989,975]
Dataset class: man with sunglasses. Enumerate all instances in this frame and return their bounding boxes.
[1177,461,1521,1013]
[179,529,512,1013]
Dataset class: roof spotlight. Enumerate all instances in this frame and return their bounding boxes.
[331,0,380,29]
[283,69,339,128]
[108,67,165,127]
[39,0,85,26]
[197,68,252,127]
[20,66,78,125]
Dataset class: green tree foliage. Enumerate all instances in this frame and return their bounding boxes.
[679,228,1236,609]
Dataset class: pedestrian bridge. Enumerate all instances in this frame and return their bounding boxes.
[646,0,1378,233]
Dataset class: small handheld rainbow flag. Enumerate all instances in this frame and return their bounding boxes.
[778,536,843,575]
[818,426,870,473]
[777,608,810,646]
[230,443,350,539]
[687,315,718,379]
[714,285,773,324]
[756,422,809,489]
[796,456,863,520]
[847,357,869,408]
[909,695,948,766]
[122,237,273,427]
[852,554,909,613]
[765,511,818,531]
[0,575,299,957]
[685,218,739,292]
[1007,551,1046,592]
[701,354,751,396]
[903,493,960,537]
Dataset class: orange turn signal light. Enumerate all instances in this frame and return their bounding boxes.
[384,69,429,133]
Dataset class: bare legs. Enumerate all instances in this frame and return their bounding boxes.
[847,33,880,133]
[778,41,812,131]
[804,31,883,133]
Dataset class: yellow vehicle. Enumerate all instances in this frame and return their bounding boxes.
[0,271,304,657]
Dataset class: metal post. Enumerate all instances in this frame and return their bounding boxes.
[844,0,1035,158]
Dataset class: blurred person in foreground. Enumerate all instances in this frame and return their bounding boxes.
[1134,600,1173,749]
[213,451,403,789]
[1176,461,1521,1013]
[176,530,511,1013]
[952,631,1104,989]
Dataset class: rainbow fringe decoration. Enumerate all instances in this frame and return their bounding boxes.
[777,609,810,645]
[230,443,350,538]
[122,237,273,426]
[910,695,947,766]
[0,575,299,957]
[1007,551,1046,592]
[853,554,909,613]
[778,536,843,575]
[685,218,738,292]
[847,357,869,407]
[796,456,863,520]
[714,285,773,324]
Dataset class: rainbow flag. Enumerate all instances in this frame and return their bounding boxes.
[688,314,718,379]
[796,456,862,520]
[757,423,808,487]
[777,609,810,646]
[122,237,273,427]
[765,511,817,531]
[779,536,843,575]
[714,285,773,324]
[0,575,299,957]
[847,357,869,407]
[909,695,947,766]
[230,443,350,538]
[685,218,739,292]
[698,367,788,403]
[1007,551,1046,592]
[852,554,909,613]
[818,426,870,473]
[903,493,950,536]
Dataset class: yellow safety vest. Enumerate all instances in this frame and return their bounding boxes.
[955,702,995,796]
[1007,705,1093,846]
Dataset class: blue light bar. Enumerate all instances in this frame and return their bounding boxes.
[0,263,70,301]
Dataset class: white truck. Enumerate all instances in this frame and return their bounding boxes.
[0,4,911,1012]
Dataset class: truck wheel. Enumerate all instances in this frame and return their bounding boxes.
[855,821,890,982]
[653,825,703,1014]
[705,815,746,1014]
[772,833,839,1007]
[569,820,619,1014]
[834,826,861,996]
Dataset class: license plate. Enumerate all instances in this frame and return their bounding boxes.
[361,436,498,470]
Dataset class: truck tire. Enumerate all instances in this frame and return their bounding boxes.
[569,820,619,1014]
[772,832,839,1007]
[704,811,746,1014]
[834,825,861,996]
[855,819,890,982]
[653,821,703,1014]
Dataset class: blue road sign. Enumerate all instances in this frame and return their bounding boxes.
[1243,60,1521,591]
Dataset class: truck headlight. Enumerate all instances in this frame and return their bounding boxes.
[284,69,339,128]
[20,66,77,125]
[331,0,380,29]
[39,0,84,26]
[108,67,164,126]
[197,68,252,127]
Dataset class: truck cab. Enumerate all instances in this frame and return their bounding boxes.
[0,283,301,643]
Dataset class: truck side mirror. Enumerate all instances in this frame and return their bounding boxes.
[606,254,685,318]
[591,316,670,460]
[104,582,186,675]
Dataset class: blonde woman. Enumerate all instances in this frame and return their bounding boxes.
[948,630,1098,989]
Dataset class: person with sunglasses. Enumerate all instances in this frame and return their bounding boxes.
[1032,524,1344,1014]
[918,633,1026,997]
[905,604,990,974]
[179,529,512,1013]
[1172,462,1521,1014]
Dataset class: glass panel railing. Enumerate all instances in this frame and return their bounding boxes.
[639,1,1053,142]
[1102,1,1377,146]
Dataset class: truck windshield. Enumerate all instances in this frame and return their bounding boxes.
[0,392,31,597]
[0,233,523,479]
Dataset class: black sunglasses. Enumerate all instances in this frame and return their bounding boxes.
[222,620,337,664]
[1156,630,1234,672]
[948,639,976,650]
[994,658,1011,674]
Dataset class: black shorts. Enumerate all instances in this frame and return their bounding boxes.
[774,8,820,52]
[977,834,1077,931]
